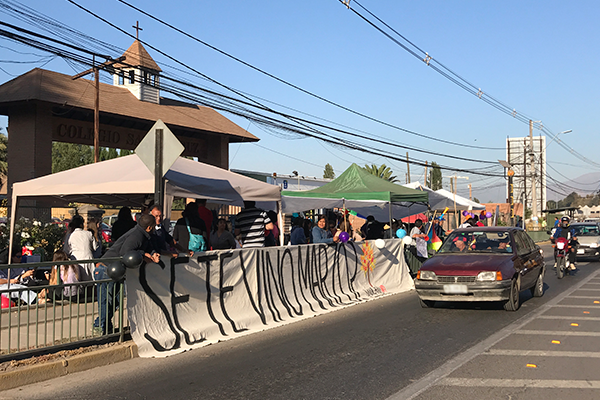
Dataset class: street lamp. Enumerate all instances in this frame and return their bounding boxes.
[545,129,572,150]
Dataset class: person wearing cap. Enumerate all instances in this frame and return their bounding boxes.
[552,216,578,269]
[453,236,468,252]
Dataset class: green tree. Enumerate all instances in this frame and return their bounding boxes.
[473,197,480,203]
[427,162,442,190]
[0,130,7,182]
[99,147,119,161]
[363,164,398,182]
[323,163,335,179]
[119,148,133,157]
[52,142,93,173]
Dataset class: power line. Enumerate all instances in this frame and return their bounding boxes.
[113,0,504,152]
[0,8,505,178]
[339,0,595,170]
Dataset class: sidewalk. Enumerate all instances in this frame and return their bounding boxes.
[0,340,138,391]
[394,266,600,400]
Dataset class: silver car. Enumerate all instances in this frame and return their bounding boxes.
[572,222,600,260]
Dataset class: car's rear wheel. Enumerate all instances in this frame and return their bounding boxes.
[504,277,521,311]
[531,268,544,297]
[419,299,435,308]
[556,258,565,279]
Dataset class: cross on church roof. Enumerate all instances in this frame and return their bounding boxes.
[132,21,143,39]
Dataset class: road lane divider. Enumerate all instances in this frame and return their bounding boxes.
[487,349,600,358]
[515,329,600,337]
[439,377,600,389]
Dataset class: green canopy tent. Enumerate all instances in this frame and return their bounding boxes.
[281,164,428,225]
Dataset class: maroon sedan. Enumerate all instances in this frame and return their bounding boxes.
[415,227,545,311]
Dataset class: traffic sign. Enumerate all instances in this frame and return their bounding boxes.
[135,119,184,177]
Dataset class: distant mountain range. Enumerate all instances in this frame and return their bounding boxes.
[547,171,600,201]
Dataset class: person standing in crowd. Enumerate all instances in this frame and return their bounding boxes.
[196,199,213,242]
[334,220,362,242]
[328,220,338,238]
[87,217,103,259]
[312,215,338,244]
[93,214,160,335]
[66,215,97,281]
[111,207,136,242]
[265,210,279,247]
[234,201,273,248]
[210,218,236,250]
[434,217,446,241]
[150,205,190,256]
[290,217,307,245]
[473,215,484,227]
[173,202,207,252]
[410,219,429,262]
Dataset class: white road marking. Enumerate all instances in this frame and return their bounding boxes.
[515,329,600,337]
[566,295,600,299]
[387,268,600,400]
[538,315,600,321]
[553,304,600,308]
[487,349,600,358]
[440,377,600,389]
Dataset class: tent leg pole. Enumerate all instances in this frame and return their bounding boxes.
[388,201,392,239]
[277,201,284,246]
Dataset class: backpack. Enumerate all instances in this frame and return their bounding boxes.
[186,218,206,252]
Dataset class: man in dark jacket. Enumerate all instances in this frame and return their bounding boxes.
[93,214,159,335]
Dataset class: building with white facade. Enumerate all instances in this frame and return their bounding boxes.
[506,136,546,216]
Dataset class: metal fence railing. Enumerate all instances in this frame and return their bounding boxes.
[0,257,127,360]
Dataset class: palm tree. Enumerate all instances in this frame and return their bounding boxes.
[363,164,398,182]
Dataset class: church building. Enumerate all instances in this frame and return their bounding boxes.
[0,38,258,201]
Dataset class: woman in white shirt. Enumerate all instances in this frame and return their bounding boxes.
[66,215,97,281]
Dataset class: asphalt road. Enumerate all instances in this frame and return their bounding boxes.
[3,243,597,400]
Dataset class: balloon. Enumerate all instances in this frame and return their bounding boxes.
[375,239,385,249]
[107,261,126,281]
[339,232,349,243]
[122,251,143,269]
[402,236,412,246]
[486,212,493,218]
[396,229,407,239]
[462,210,468,216]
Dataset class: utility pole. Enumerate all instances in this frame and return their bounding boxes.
[529,120,537,220]
[523,138,527,213]
[72,56,125,162]
[406,152,411,183]
[424,161,428,186]
[468,183,472,200]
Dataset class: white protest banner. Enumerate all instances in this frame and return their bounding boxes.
[126,239,414,358]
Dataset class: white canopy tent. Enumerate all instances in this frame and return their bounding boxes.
[402,182,485,211]
[9,154,281,255]
[434,188,486,211]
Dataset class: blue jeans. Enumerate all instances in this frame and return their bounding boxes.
[94,263,120,334]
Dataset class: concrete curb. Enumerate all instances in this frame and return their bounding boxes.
[0,342,138,391]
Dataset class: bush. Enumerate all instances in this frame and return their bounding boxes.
[0,218,66,261]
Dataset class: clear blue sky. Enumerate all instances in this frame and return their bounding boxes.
[1,0,598,202]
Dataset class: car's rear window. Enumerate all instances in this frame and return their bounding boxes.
[438,231,513,254]
[573,225,599,236]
